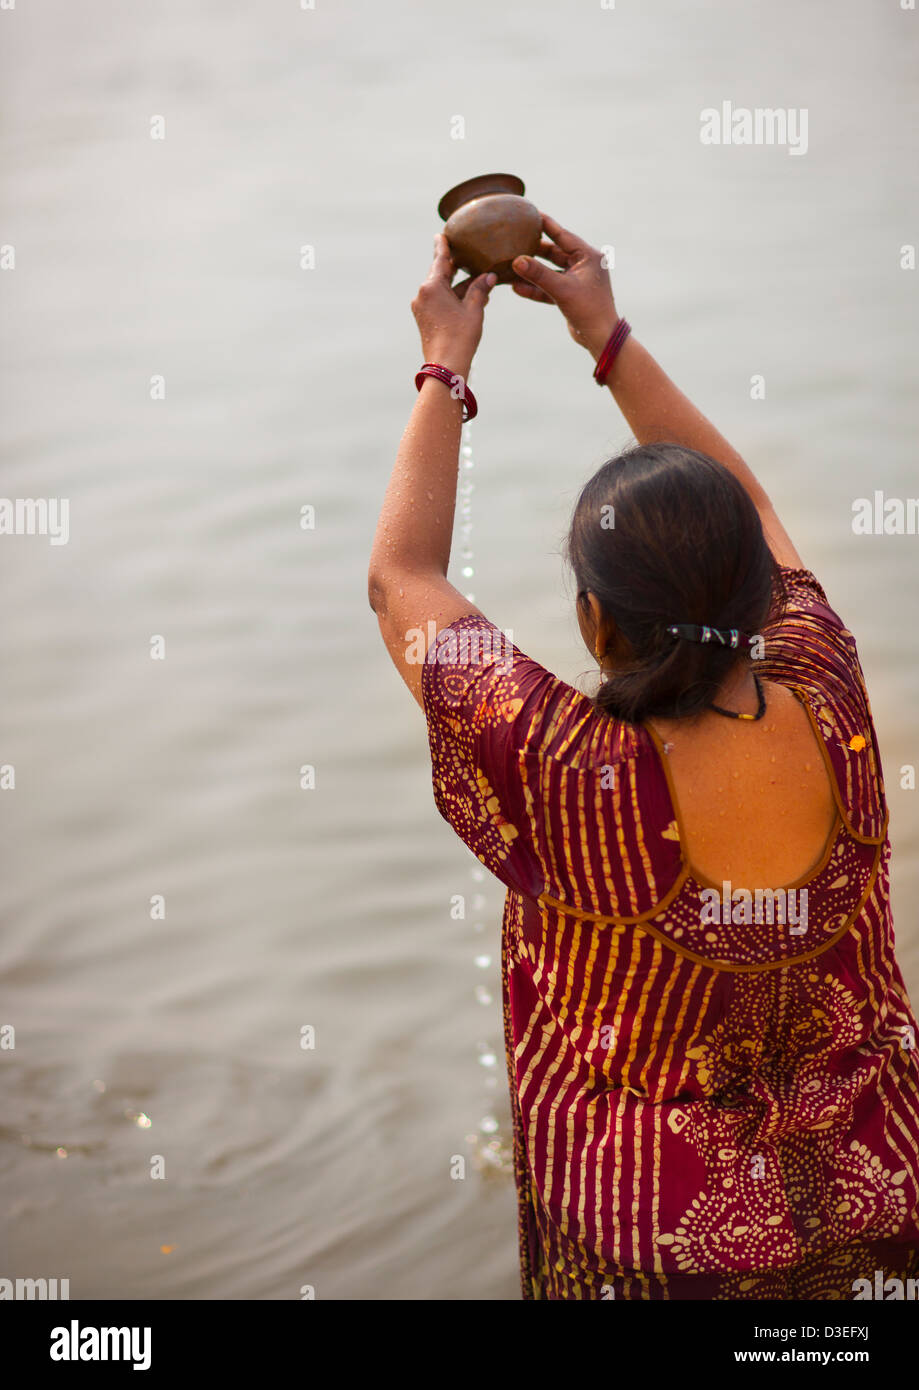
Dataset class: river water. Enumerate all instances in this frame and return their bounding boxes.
[1,0,917,1299]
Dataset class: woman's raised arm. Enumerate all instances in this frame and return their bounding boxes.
[511,213,803,570]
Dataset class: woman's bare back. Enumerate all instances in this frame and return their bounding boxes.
[646,678,838,889]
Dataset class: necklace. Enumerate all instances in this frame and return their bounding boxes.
[707,673,766,721]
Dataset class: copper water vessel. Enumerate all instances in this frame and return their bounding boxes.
[438,173,541,298]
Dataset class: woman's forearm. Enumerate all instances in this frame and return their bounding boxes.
[368,366,469,604]
[512,220,800,564]
[369,243,496,611]
[583,321,773,511]
[512,221,775,514]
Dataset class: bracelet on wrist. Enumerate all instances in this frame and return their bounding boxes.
[593,319,632,386]
[415,363,478,422]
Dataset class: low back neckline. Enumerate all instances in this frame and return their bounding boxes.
[640,681,846,894]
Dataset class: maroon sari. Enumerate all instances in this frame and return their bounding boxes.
[421,567,919,1299]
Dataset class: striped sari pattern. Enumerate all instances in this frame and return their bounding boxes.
[421,569,919,1299]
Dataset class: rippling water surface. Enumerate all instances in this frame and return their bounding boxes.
[1,0,917,1299]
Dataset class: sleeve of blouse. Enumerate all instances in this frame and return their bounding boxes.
[420,613,559,899]
[760,566,871,708]
[759,565,888,833]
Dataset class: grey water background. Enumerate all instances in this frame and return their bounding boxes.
[0,0,916,1300]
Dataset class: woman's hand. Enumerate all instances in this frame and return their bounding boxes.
[511,212,619,357]
[411,233,496,377]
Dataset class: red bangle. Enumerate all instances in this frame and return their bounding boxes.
[593,318,632,386]
[415,363,478,421]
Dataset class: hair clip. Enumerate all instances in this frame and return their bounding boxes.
[667,624,751,649]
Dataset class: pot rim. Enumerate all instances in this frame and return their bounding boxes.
[437,172,527,222]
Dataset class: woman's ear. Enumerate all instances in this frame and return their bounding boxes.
[585,593,622,663]
[576,589,595,647]
[586,592,605,633]
[577,590,616,660]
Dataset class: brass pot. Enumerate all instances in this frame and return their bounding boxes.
[438,173,541,298]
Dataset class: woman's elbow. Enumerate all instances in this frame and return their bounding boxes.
[367,568,388,614]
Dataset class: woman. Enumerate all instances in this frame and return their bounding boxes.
[367,212,919,1300]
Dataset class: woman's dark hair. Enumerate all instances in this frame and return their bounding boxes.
[565,442,786,724]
